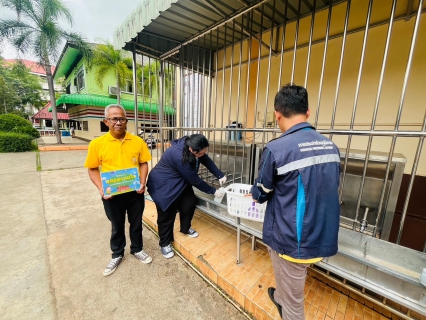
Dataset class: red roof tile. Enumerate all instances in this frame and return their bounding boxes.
[32,102,69,120]
[4,59,55,75]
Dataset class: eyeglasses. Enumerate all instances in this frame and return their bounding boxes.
[106,117,128,124]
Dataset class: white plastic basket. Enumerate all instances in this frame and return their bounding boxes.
[224,183,267,222]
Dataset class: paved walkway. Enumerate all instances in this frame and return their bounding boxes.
[1,140,407,320]
[0,149,246,320]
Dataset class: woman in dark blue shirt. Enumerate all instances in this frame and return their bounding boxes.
[147,134,226,258]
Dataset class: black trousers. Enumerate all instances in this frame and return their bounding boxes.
[156,185,197,247]
[102,191,145,258]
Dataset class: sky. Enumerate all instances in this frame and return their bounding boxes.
[0,0,142,62]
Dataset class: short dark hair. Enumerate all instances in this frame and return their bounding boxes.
[274,83,308,117]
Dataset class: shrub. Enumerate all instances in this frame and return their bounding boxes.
[0,114,40,139]
[13,125,40,139]
[0,132,37,152]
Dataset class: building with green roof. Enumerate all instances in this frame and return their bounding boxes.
[53,41,175,140]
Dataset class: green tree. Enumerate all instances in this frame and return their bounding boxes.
[137,60,174,106]
[91,41,132,105]
[0,0,91,144]
[0,0,25,20]
[0,74,19,114]
[9,61,45,110]
[0,57,45,116]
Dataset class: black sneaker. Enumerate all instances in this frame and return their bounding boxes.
[268,287,283,318]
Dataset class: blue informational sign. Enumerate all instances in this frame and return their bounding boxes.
[100,168,140,197]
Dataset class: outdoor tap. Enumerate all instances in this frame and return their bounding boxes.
[359,207,370,233]
[360,219,368,233]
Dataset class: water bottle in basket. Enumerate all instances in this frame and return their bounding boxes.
[247,202,260,220]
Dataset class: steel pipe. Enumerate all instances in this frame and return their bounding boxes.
[314,0,333,128]
[277,0,288,91]
[140,54,146,135]
[219,22,228,170]
[132,46,139,135]
[330,0,351,139]
[340,0,373,228]
[290,0,302,83]
[212,28,220,157]
[397,112,426,244]
[304,0,316,88]
[159,127,426,137]
[252,4,265,140]
[242,10,254,183]
[233,15,245,184]
[159,61,165,154]
[207,31,213,141]
[226,20,236,181]
[262,0,276,147]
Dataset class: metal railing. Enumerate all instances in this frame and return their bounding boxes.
[130,0,426,252]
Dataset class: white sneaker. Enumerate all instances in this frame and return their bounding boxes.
[161,244,174,259]
[103,256,123,276]
[187,228,199,238]
[132,250,153,264]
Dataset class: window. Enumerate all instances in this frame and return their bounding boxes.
[100,121,109,132]
[82,121,88,131]
[123,80,133,93]
[76,68,85,91]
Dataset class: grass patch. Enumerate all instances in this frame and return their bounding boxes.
[36,150,42,171]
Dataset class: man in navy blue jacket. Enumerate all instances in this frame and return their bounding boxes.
[251,84,341,320]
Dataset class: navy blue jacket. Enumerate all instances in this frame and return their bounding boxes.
[147,137,224,211]
[251,122,341,259]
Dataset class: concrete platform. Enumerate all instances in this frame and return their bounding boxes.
[142,206,397,320]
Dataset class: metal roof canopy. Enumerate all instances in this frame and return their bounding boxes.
[114,0,338,72]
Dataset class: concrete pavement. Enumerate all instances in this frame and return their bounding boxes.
[0,149,247,320]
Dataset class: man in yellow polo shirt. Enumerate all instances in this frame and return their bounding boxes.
[84,104,153,276]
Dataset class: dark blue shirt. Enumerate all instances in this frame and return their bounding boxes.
[251,122,341,259]
[147,137,224,211]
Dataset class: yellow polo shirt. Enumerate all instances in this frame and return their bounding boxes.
[84,131,151,172]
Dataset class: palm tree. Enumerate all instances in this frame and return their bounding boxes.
[90,41,132,105]
[137,60,174,106]
[1,0,25,20]
[0,0,91,144]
